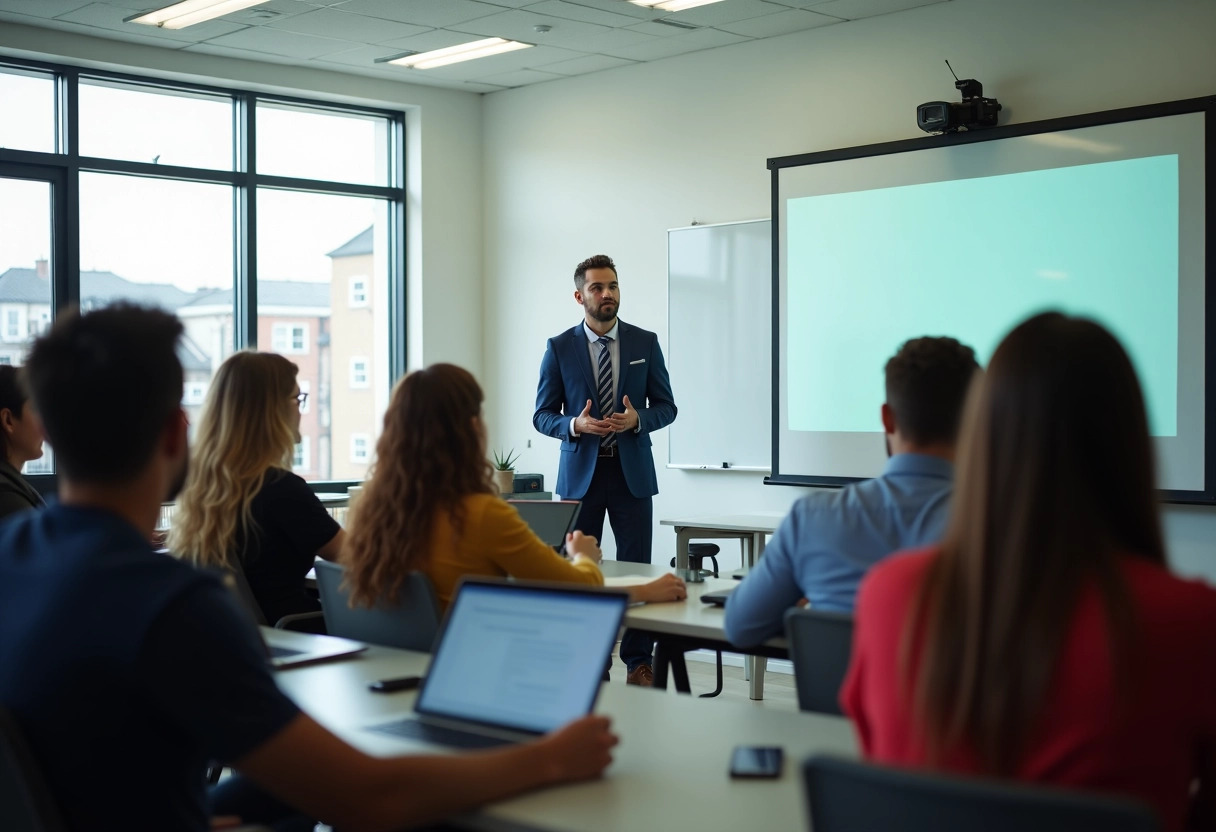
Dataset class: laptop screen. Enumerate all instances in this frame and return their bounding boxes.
[507,500,581,548]
[415,580,626,735]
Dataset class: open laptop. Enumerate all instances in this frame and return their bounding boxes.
[507,499,581,549]
[261,627,366,669]
[216,569,366,668]
[368,577,629,749]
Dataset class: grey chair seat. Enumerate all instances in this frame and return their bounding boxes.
[315,559,441,652]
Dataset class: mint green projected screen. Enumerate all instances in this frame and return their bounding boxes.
[786,155,1179,436]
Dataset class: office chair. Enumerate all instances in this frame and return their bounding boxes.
[314,559,442,652]
[783,607,854,716]
[0,707,64,832]
[802,755,1159,832]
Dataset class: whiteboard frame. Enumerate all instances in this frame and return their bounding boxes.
[665,218,772,473]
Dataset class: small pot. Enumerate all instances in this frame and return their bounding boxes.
[494,468,515,495]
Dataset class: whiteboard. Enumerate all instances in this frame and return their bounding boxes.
[667,219,771,471]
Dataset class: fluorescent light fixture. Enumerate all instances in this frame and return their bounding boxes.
[381,38,532,70]
[127,0,270,30]
[629,0,726,11]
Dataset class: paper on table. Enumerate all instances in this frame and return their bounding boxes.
[603,576,651,588]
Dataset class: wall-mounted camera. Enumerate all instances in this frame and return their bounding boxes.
[917,61,1002,134]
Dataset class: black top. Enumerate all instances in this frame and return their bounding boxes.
[239,468,341,625]
[0,459,45,521]
[0,505,300,832]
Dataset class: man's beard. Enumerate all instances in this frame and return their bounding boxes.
[588,301,618,323]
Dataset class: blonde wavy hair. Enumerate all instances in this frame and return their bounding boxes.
[169,351,300,569]
[343,364,494,607]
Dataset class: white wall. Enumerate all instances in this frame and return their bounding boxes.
[0,22,485,377]
[480,0,1216,575]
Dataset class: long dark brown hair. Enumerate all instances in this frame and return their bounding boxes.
[343,363,494,607]
[905,312,1165,775]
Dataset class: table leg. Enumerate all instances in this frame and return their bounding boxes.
[747,656,767,700]
[653,639,691,694]
[675,527,692,571]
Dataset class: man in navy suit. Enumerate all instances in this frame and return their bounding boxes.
[534,254,678,685]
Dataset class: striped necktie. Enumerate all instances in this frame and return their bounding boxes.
[596,336,616,449]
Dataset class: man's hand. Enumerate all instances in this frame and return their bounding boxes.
[575,399,613,436]
[531,716,618,785]
[606,394,640,433]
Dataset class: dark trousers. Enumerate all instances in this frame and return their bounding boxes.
[575,453,654,673]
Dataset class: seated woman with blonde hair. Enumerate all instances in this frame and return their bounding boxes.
[842,312,1216,831]
[343,363,685,619]
[169,351,343,625]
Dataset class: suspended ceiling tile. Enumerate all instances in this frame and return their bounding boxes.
[716,7,842,36]
[374,28,498,54]
[265,7,431,42]
[203,26,358,58]
[447,9,613,45]
[520,0,648,27]
[660,0,792,27]
[334,0,504,28]
[551,0,653,19]
[605,25,749,61]
[471,67,564,87]
[555,24,660,52]
[805,0,948,20]
[182,41,306,64]
[0,0,92,16]
[535,52,635,75]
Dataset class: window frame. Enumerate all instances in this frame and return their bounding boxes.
[0,56,408,495]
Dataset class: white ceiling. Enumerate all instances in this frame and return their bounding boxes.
[0,0,948,93]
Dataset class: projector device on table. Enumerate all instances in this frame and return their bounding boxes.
[512,473,543,493]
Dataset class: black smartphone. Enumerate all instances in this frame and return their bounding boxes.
[728,745,783,779]
[368,675,423,693]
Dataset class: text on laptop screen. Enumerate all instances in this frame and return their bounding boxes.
[416,583,622,734]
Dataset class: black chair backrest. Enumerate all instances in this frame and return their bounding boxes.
[783,607,854,716]
[0,708,63,832]
[803,755,1159,832]
[314,560,441,652]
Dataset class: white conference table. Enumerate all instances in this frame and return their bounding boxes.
[603,560,783,700]
[662,513,785,572]
[272,639,857,832]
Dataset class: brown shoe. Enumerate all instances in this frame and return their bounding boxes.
[626,664,654,687]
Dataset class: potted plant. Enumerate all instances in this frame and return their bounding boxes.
[492,448,520,495]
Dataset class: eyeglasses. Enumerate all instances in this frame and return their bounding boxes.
[294,392,308,409]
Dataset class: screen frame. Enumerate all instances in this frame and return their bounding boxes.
[414,576,629,735]
[766,95,1216,504]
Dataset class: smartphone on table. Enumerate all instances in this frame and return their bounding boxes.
[728,745,784,779]
[368,675,423,693]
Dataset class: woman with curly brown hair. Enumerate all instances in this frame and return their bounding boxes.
[343,363,685,614]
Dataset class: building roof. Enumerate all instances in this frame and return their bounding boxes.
[0,267,195,309]
[179,280,330,310]
[0,268,330,312]
[326,226,373,259]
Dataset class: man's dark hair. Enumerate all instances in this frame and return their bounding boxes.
[884,336,979,446]
[573,254,617,291]
[25,303,184,484]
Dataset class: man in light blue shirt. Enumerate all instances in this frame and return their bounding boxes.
[724,336,979,647]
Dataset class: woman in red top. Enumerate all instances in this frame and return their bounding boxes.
[842,312,1216,832]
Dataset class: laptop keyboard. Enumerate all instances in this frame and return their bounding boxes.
[368,718,514,749]
[267,645,304,658]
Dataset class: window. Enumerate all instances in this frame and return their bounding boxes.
[350,357,369,389]
[293,436,311,473]
[271,323,309,355]
[349,275,368,308]
[183,382,207,406]
[0,56,405,485]
[0,355,11,365]
[350,433,369,464]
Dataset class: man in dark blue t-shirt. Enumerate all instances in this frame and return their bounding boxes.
[0,304,618,832]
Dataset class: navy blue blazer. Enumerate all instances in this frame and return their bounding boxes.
[534,321,677,500]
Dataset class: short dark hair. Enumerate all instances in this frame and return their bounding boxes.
[574,254,617,291]
[884,336,979,445]
[25,304,184,484]
[0,365,29,462]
